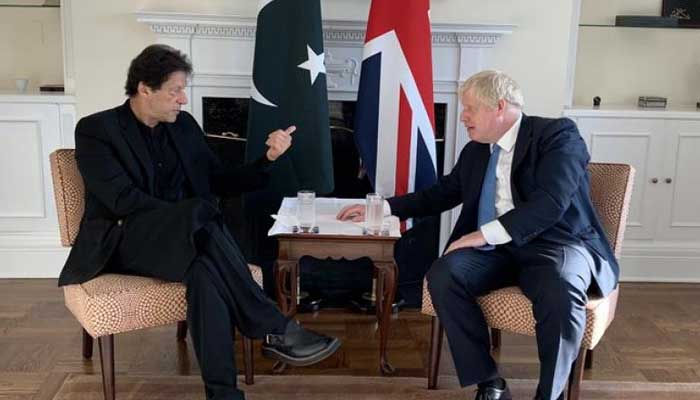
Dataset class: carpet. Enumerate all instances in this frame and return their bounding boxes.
[54,374,700,399]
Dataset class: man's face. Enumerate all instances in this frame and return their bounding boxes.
[142,71,188,124]
[459,89,501,144]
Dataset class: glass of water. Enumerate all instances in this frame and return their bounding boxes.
[364,193,383,235]
[296,190,316,233]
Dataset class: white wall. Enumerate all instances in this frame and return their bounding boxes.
[66,0,576,118]
[574,0,700,107]
[0,7,63,91]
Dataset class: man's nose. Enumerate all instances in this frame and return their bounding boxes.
[179,92,188,105]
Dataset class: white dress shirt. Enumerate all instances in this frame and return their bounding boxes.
[479,113,522,245]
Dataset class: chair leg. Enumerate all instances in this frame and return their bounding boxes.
[490,328,501,350]
[177,321,188,341]
[98,335,115,400]
[82,329,94,359]
[243,337,255,385]
[428,316,444,389]
[584,349,593,370]
[566,346,587,400]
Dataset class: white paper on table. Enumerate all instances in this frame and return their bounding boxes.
[268,197,401,237]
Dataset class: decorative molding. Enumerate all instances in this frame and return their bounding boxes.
[135,12,515,46]
[196,25,256,38]
[323,29,366,44]
[149,23,196,36]
[564,106,700,120]
[325,52,359,89]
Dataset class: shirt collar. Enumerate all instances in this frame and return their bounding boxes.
[491,112,522,153]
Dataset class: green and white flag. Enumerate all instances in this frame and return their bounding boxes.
[245,0,334,196]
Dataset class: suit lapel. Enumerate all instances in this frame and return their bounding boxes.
[117,101,155,193]
[511,114,532,175]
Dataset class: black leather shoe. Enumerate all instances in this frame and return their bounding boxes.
[474,379,512,400]
[261,320,341,366]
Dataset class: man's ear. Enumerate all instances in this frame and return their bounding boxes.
[497,98,507,115]
[137,82,151,97]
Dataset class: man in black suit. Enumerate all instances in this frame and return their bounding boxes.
[59,44,340,400]
[338,70,617,400]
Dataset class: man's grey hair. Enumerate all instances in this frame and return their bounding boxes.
[459,70,524,109]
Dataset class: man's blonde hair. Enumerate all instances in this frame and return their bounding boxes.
[459,70,524,109]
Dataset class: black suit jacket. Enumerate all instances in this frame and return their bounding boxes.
[388,115,619,296]
[58,101,271,286]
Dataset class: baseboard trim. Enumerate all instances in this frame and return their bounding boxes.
[619,241,700,283]
[619,255,700,283]
[0,233,68,278]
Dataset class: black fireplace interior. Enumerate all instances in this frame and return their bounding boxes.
[203,97,447,308]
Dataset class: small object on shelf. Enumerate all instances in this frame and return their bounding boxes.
[615,15,679,28]
[662,1,700,28]
[15,78,29,93]
[39,84,64,92]
[638,96,668,108]
[593,96,601,108]
[696,101,700,109]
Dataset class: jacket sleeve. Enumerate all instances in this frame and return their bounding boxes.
[209,152,273,197]
[387,145,467,220]
[187,115,273,198]
[498,118,590,246]
[74,116,168,217]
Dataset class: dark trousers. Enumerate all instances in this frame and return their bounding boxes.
[115,217,287,400]
[426,239,594,400]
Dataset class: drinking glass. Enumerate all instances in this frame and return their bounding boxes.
[364,193,383,235]
[296,190,316,233]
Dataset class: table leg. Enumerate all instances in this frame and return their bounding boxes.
[274,260,298,317]
[374,262,398,375]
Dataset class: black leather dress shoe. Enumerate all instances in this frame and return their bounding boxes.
[261,320,341,366]
[474,380,512,400]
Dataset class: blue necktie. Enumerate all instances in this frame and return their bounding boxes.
[476,145,500,251]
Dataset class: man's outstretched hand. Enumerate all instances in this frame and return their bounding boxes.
[336,204,365,222]
[265,125,296,161]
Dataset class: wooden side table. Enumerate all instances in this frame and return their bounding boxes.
[274,233,399,374]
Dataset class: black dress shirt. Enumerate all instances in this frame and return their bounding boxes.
[129,107,189,202]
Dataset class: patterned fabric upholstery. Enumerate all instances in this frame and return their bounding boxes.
[50,149,85,246]
[421,163,635,350]
[50,149,264,339]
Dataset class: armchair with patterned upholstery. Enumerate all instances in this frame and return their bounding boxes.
[50,149,263,400]
[422,162,635,400]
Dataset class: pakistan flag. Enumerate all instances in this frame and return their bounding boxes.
[245,0,334,196]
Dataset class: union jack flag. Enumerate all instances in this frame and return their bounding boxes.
[354,0,437,228]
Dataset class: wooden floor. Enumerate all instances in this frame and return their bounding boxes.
[0,280,699,399]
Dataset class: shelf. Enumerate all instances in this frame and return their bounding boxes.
[0,5,58,7]
[579,24,698,29]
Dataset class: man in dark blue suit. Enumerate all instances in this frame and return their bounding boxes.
[338,70,617,400]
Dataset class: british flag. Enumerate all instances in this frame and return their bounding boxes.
[354,0,437,224]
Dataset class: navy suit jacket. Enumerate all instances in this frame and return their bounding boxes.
[387,115,619,296]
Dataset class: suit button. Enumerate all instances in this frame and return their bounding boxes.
[117,219,123,226]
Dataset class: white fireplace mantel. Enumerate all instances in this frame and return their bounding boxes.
[135,11,514,250]
[136,12,514,47]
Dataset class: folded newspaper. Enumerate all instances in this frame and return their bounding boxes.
[268,197,401,237]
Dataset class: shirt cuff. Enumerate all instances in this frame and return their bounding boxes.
[383,200,392,216]
[480,219,512,245]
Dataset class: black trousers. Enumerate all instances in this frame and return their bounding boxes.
[113,211,287,400]
[426,239,595,400]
